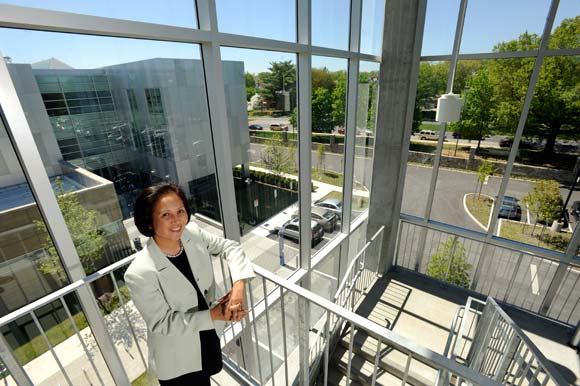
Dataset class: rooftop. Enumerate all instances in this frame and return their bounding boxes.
[0,175,85,211]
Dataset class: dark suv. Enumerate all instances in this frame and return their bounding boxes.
[497,196,522,221]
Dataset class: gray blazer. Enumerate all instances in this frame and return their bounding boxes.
[124,221,255,380]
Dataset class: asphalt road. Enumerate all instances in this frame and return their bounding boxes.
[249,143,580,232]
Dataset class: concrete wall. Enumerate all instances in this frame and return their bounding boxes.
[408,151,576,184]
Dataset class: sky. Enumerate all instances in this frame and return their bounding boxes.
[0,0,577,74]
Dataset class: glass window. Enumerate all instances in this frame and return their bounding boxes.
[360,0,386,55]
[0,122,116,383]
[312,0,350,50]
[550,1,580,50]
[220,47,299,278]
[461,0,550,54]
[421,0,460,56]
[2,27,231,381]
[499,55,579,253]
[215,0,296,42]
[430,58,534,232]
[0,0,198,28]
[312,56,347,250]
[351,61,379,223]
[401,61,449,218]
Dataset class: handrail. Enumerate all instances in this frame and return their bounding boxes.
[0,253,136,327]
[400,213,575,265]
[485,297,568,386]
[334,225,384,301]
[254,265,502,386]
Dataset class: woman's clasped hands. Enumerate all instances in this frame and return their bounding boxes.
[210,280,248,322]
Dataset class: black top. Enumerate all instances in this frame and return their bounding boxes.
[167,249,222,376]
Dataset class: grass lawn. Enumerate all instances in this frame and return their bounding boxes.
[132,371,157,386]
[465,194,493,228]
[13,311,88,365]
[500,221,571,253]
[12,285,130,365]
[465,194,571,252]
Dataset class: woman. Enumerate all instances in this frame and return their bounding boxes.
[124,183,254,385]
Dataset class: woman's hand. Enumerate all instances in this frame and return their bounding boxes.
[210,299,232,321]
[227,280,247,322]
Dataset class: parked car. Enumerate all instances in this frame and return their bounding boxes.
[498,196,522,221]
[337,127,345,134]
[278,218,324,246]
[270,123,288,131]
[291,207,338,233]
[571,201,580,221]
[419,130,440,141]
[452,132,461,139]
[249,124,263,130]
[498,137,535,149]
[314,198,343,220]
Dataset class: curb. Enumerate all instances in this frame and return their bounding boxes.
[463,193,492,231]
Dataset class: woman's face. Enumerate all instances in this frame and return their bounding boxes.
[151,192,189,246]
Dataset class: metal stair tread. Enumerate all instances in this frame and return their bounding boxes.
[338,328,437,386]
[333,344,408,386]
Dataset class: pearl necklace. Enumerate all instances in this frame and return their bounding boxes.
[165,242,184,258]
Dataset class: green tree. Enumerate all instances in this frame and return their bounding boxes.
[453,69,494,152]
[331,72,347,128]
[312,67,337,91]
[413,62,448,130]
[34,178,105,284]
[426,236,472,288]
[522,180,563,235]
[261,133,294,177]
[316,144,326,174]
[488,17,580,154]
[312,87,334,133]
[245,72,257,101]
[289,107,297,128]
[260,61,296,109]
[476,160,495,197]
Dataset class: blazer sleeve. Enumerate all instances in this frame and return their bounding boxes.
[124,268,214,336]
[198,227,255,283]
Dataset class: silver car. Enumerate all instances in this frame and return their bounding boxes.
[314,198,343,220]
[291,207,338,233]
[278,218,324,246]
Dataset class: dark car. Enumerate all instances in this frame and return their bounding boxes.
[570,201,580,221]
[499,137,535,149]
[249,124,263,130]
[498,196,522,221]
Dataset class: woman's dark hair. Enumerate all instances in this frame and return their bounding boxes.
[133,183,191,237]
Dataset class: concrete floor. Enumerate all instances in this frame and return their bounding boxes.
[354,269,580,385]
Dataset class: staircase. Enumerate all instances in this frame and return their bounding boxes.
[319,324,438,386]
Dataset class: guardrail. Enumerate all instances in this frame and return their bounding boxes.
[443,297,568,386]
[395,215,580,327]
[0,229,504,386]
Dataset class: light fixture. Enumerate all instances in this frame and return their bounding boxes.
[435,93,462,123]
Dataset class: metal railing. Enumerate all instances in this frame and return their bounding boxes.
[395,215,580,327]
[444,297,568,386]
[306,226,384,376]
[0,233,504,386]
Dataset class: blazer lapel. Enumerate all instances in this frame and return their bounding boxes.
[147,237,195,293]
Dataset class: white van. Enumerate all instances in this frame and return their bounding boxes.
[418,130,440,141]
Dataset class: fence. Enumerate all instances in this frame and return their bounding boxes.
[395,215,580,327]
